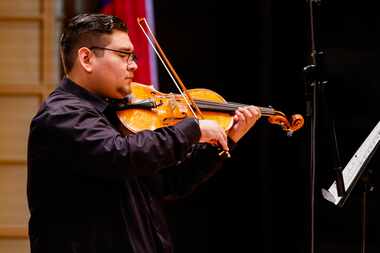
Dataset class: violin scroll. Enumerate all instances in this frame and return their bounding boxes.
[267,113,304,136]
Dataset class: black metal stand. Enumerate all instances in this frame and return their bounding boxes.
[303,2,322,253]
[320,83,345,197]
[321,120,380,253]
[360,170,374,253]
[303,62,317,253]
[304,1,346,252]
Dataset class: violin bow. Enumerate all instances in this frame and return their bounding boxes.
[137,17,204,120]
[137,17,231,157]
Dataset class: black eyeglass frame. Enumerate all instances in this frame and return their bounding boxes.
[89,46,138,63]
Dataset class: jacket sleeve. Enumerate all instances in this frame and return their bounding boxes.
[153,138,237,200]
[36,106,201,179]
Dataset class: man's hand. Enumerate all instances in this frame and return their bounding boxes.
[228,106,261,143]
[198,120,229,152]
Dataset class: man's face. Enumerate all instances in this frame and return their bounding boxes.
[91,30,138,99]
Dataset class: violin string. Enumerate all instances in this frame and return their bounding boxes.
[194,100,276,115]
[217,101,276,114]
[195,100,274,113]
[209,100,277,113]
[196,104,235,112]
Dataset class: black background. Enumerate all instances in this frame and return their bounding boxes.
[74,0,380,252]
[152,1,380,253]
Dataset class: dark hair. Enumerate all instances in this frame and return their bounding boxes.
[60,13,128,73]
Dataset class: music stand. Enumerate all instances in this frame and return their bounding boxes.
[322,120,380,252]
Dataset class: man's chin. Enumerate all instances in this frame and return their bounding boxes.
[116,86,131,98]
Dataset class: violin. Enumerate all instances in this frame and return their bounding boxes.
[112,17,304,156]
[114,82,304,136]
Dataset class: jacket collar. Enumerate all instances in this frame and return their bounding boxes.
[60,77,109,113]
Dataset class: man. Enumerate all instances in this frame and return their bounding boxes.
[27,13,261,253]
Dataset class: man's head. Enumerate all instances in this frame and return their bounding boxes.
[60,13,138,99]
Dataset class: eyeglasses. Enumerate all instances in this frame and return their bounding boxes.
[90,46,138,64]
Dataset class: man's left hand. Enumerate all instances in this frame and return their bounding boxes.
[228,106,261,143]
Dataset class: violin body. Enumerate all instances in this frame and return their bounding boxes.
[115,82,304,136]
[116,82,234,132]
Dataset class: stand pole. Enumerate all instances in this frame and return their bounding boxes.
[361,171,374,253]
[309,80,317,253]
[304,1,320,252]
[361,186,367,253]
[304,63,317,253]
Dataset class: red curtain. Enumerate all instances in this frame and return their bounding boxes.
[100,0,156,86]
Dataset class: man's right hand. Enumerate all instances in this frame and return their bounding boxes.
[198,120,229,152]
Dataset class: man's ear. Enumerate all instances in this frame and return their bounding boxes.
[77,47,94,73]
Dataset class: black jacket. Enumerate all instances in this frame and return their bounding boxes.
[27,78,228,253]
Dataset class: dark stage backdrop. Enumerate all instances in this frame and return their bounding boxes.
[68,1,379,252]
[152,1,379,253]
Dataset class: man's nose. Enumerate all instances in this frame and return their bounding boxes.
[127,61,138,71]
